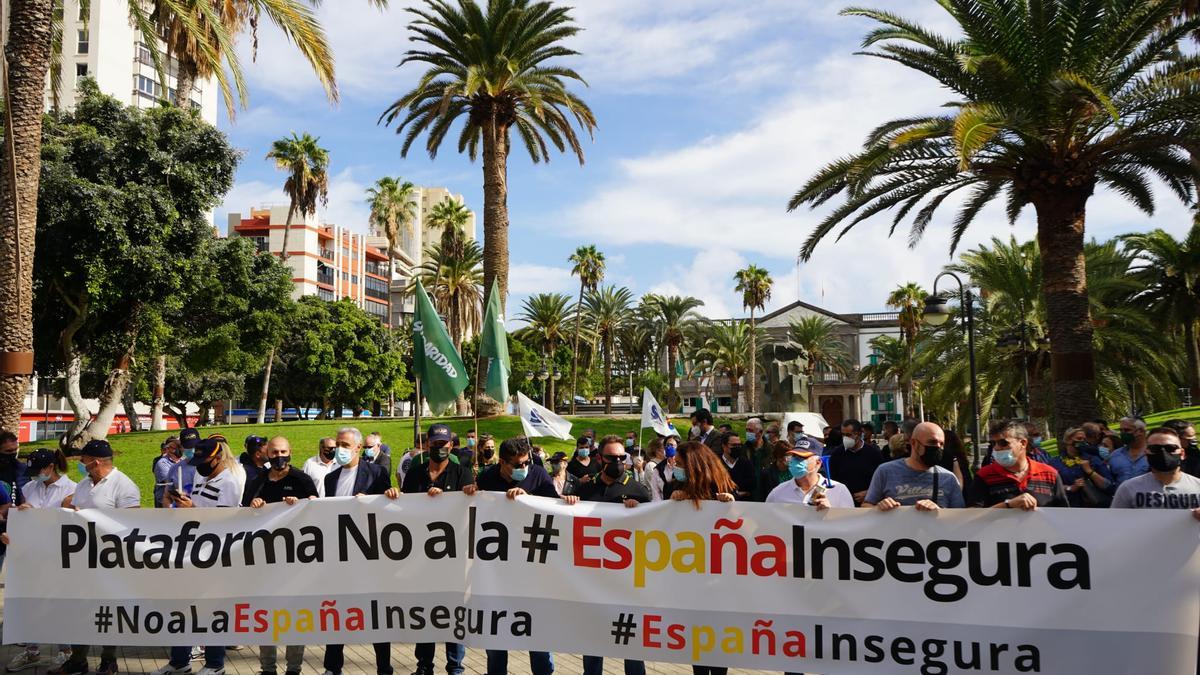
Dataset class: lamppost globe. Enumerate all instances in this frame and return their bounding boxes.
[922,295,952,326]
[537,369,549,381]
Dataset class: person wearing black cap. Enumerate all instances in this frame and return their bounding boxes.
[547,451,576,496]
[322,427,399,675]
[166,428,202,501]
[153,436,182,508]
[403,424,472,675]
[240,434,269,484]
[53,440,138,675]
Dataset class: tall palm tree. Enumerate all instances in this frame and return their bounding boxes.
[583,285,632,414]
[694,321,757,413]
[787,316,851,413]
[381,0,597,312]
[568,245,605,414]
[417,240,484,351]
[367,177,419,326]
[734,265,772,412]
[428,197,473,258]
[268,132,329,261]
[886,283,926,348]
[859,335,917,417]
[643,294,704,406]
[516,292,574,408]
[788,1,1200,430]
[1121,223,1200,398]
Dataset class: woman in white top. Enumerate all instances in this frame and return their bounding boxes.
[6,449,77,672]
[155,438,239,675]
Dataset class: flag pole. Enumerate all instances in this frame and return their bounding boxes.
[473,337,483,445]
[413,376,422,450]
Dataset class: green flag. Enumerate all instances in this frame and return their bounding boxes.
[412,279,469,414]
[479,282,511,405]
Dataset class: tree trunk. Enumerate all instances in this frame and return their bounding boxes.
[481,114,510,312]
[274,398,283,424]
[668,343,678,392]
[570,280,583,415]
[70,338,137,449]
[1034,189,1099,434]
[279,204,297,261]
[1185,319,1200,399]
[196,401,210,427]
[0,0,53,433]
[806,367,816,413]
[150,354,167,430]
[257,346,275,423]
[174,60,196,110]
[730,374,740,414]
[747,310,756,413]
[165,402,188,430]
[121,383,142,432]
[603,336,612,415]
[60,352,90,450]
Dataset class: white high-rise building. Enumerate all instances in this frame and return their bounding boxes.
[1,0,218,123]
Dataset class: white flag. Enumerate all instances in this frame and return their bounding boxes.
[640,387,676,437]
[517,391,574,440]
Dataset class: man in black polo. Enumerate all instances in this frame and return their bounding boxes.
[828,418,885,506]
[404,424,473,675]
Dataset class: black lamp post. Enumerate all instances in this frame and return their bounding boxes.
[924,272,981,469]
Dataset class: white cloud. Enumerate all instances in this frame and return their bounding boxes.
[508,264,576,295]
[646,249,748,319]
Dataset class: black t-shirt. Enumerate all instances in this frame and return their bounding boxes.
[567,457,599,479]
[402,459,474,493]
[828,445,886,494]
[574,471,651,503]
[476,463,559,498]
[241,468,319,506]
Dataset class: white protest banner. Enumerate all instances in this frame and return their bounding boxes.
[5,493,1199,674]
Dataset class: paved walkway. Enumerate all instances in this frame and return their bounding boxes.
[0,581,779,675]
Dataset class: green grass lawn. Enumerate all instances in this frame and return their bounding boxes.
[23,415,748,507]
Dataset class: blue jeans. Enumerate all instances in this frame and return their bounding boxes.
[170,646,223,669]
[414,642,464,675]
[484,650,554,675]
[582,657,644,675]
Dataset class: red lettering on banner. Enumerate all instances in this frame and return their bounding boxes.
[234,603,250,633]
[574,517,602,568]
[603,529,632,569]
[253,609,268,633]
[644,614,661,648]
[666,622,686,650]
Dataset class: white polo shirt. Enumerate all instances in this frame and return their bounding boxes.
[22,475,77,509]
[73,468,140,509]
[303,455,338,497]
[766,476,855,508]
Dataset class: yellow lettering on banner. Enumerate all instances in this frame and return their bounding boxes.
[721,627,744,654]
[296,610,314,633]
[634,530,670,588]
[672,532,706,574]
[692,625,716,661]
[272,610,291,641]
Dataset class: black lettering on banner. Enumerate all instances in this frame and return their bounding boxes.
[476,520,509,561]
[62,524,85,568]
[852,539,885,581]
[425,522,457,559]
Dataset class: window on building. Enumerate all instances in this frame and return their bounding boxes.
[351,275,359,286]
[341,271,349,281]
[366,300,389,322]
[137,44,153,67]
[317,287,335,303]
[249,236,269,253]
[342,247,350,258]
[135,75,162,98]
[365,276,388,301]
[75,63,88,78]
[77,29,89,54]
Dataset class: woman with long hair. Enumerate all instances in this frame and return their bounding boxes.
[670,440,736,507]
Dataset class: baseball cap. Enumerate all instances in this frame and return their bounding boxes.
[792,437,815,453]
[27,449,57,474]
[549,451,569,463]
[427,424,452,444]
[179,428,201,449]
[80,439,113,459]
[187,438,220,466]
[244,435,267,452]
[787,446,817,460]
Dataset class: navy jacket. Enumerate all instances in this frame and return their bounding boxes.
[324,460,391,497]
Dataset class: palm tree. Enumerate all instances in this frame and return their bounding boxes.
[1121,224,1200,398]
[787,316,851,413]
[886,283,926,348]
[734,265,772,412]
[568,245,605,413]
[694,321,757,413]
[516,292,574,408]
[268,132,329,262]
[417,240,484,351]
[788,1,1200,430]
[428,197,473,258]
[643,294,704,407]
[860,335,917,417]
[583,285,632,414]
[381,0,597,312]
[367,177,419,326]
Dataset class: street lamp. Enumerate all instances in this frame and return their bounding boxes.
[537,364,550,408]
[924,272,981,469]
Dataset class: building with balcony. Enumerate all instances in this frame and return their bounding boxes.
[676,300,904,428]
[227,206,393,326]
[1,0,218,123]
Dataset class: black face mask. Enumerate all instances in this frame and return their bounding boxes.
[1147,449,1182,473]
[1075,441,1099,456]
[196,460,216,477]
[320,448,335,461]
[0,453,15,466]
[728,445,744,459]
[482,448,495,460]
[1186,441,1199,458]
[430,446,451,463]
[603,460,624,480]
[920,444,943,468]
[269,456,290,471]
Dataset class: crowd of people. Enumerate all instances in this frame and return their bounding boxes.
[0,409,1196,675]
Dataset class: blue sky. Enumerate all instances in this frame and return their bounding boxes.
[216,0,1193,321]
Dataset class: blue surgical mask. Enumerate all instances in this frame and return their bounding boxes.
[183,448,195,460]
[364,446,377,459]
[77,461,90,477]
[1099,446,1111,461]
[511,467,529,482]
[793,432,803,443]
[467,438,476,448]
[625,439,634,448]
[672,466,686,482]
[664,445,677,458]
[335,448,352,466]
[1032,437,1043,448]
[746,432,756,443]
[993,449,1017,467]
[578,448,590,458]
[34,471,51,483]
[788,458,808,479]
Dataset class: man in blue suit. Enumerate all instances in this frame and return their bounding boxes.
[322,427,399,675]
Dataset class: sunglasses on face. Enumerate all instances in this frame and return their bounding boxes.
[601,453,627,463]
[1147,444,1181,453]
[509,459,531,469]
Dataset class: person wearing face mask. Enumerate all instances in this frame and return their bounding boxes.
[363,431,393,479]
[716,432,755,501]
[402,424,472,675]
[1049,427,1114,508]
[1109,416,1151,486]
[1111,426,1200,512]
[1162,419,1199,479]
[239,435,268,485]
[474,434,497,477]
[968,420,1068,509]
[164,429,200,508]
[0,430,28,509]
[303,437,339,497]
[464,437,572,675]
[1023,422,1052,464]
[321,427,400,675]
[51,440,138,675]
[766,445,853,508]
[828,418,885,506]
[568,435,599,483]
[456,430,478,466]
[691,408,719,450]
[758,440,796,499]
[241,437,316,675]
[548,451,577,496]
[650,438,681,501]
[6,449,75,673]
[744,417,770,472]
[153,437,182,508]
[398,433,428,485]
[863,422,964,512]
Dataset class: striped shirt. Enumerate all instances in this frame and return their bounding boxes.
[190,470,241,508]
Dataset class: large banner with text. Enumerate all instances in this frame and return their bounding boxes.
[6,493,1199,674]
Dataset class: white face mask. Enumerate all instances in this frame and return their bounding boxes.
[843,436,857,451]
